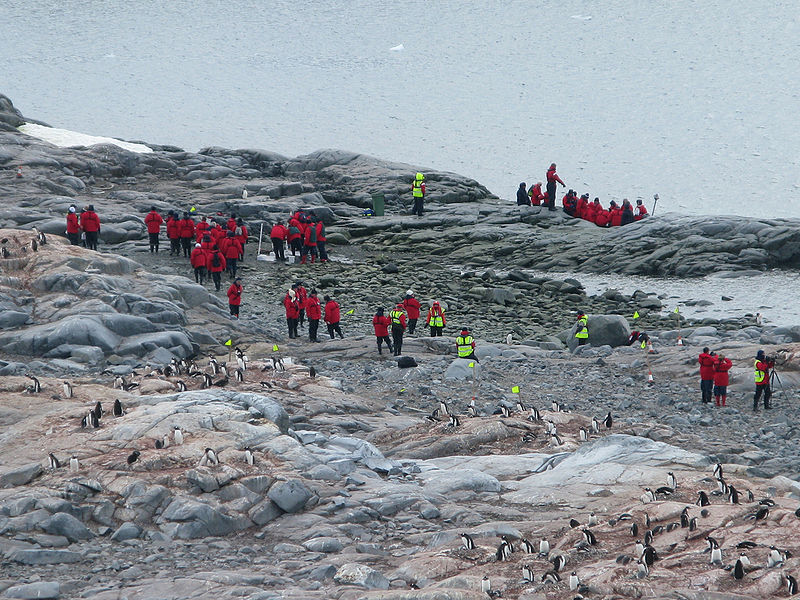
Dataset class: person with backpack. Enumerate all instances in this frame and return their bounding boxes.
[81,205,101,251]
[294,282,308,327]
[713,354,732,407]
[178,212,195,257]
[287,216,303,257]
[219,231,242,278]
[190,243,207,284]
[305,289,322,342]
[144,206,163,253]
[166,212,181,255]
[235,218,248,260]
[301,219,318,264]
[206,245,226,291]
[402,290,421,334]
[315,218,328,262]
[65,206,81,245]
[227,278,243,319]
[324,295,344,339]
[372,308,394,355]
[195,215,210,241]
[283,289,300,338]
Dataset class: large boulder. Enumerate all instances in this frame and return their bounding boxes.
[567,314,631,351]
[0,463,43,488]
[444,358,481,380]
[40,512,93,542]
[267,479,313,513]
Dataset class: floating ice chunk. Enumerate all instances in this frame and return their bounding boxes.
[571,14,592,20]
[389,43,404,52]
[18,123,153,154]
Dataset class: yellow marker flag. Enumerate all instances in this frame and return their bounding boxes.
[224,339,232,346]
[674,306,680,314]
[272,344,279,352]
[633,311,640,319]
[345,309,355,315]
[190,206,197,213]
[511,386,520,394]
[468,362,475,368]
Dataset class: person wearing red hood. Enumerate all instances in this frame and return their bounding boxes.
[698,347,716,404]
[324,295,344,339]
[528,182,544,206]
[178,212,195,257]
[287,216,303,257]
[190,243,207,284]
[81,205,101,250]
[609,201,622,227]
[219,231,242,278]
[594,204,610,227]
[227,213,237,232]
[144,206,163,253]
[283,288,300,338]
[635,199,649,220]
[713,354,732,407]
[427,301,446,336]
[235,218,248,260]
[402,290,421,334]
[66,205,81,245]
[389,303,407,356]
[372,307,394,355]
[195,216,210,241]
[166,212,181,255]
[577,194,590,220]
[545,163,565,211]
[206,245,226,291]
[227,278,243,319]
[305,289,322,342]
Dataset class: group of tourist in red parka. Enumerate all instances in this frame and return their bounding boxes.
[269,210,328,264]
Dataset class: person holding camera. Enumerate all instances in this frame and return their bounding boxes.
[753,349,775,411]
[713,354,732,407]
[698,347,716,404]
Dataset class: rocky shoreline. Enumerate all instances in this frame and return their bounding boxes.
[0,94,800,599]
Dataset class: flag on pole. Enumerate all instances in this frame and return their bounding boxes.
[511,386,520,394]
[190,206,197,213]
[674,306,680,314]
[272,344,279,352]
[345,309,355,315]
[468,362,475,368]
[224,339,232,346]
[633,311,640,319]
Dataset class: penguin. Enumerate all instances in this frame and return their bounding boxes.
[787,574,798,595]
[768,547,785,568]
[111,399,123,417]
[439,401,450,416]
[460,533,475,550]
[500,535,514,553]
[542,571,561,584]
[113,375,124,389]
[710,546,722,565]
[645,513,652,529]
[644,530,654,546]
[200,447,218,466]
[551,554,567,572]
[236,355,247,372]
[163,365,174,378]
[495,540,511,561]
[81,413,89,428]
[616,554,632,565]
[155,438,165,449]
[209,356,219,375]
[242,188,248,199]
[480,576,491,593]
[696,491,710,506]
[641,488,655,504]
[539,538,550,556]
[706,536,720,551]
[500,405,511,418]
[680,507,690,528]
[634,541,644,558]
[630,522,639,537]
[551,400,561,413]
[655,487,674,496]
[26,375,41,393]
[127,450,141,466]
[188,361,201,376]
[666,522,679,532]
[736,541,757,549]
[63,381,73,398]
[603,411,613,428]
[717,478,729,494]
[515,400,525,414]
[173,426,184,445]
[528,406,540,422]
[176,380,187,392]
[667,471,677,489]
[520,538,535,554]
[309,366,316,378]
[689,517,697,531]
[448,415,461,428]
[260,381,273,389]
[89,411,100,428]
[93,401,103,420]
[733,559,745,579]
[545,420,555,434]
[739,553,750,567]
[713,462,723,480]
[213,376,229,387]
[651,525,664,536]
[588,512,598,527]
[637,559,649,578]
[122,381,139,392]
[219,363,229,378]
[244,447,254,466]
[161,434,170,448]
[522,564,534,582]
[31,238,38,252]
[729,485,740,504]
[582,529,597,545]
[569,571,579,591]
[591,416,600,433]
[752,506,770,521]
[617,512,633,521]
[579,427,588,442]
[569,518,580,528]
[549,432,563,447]
[69,456,79,472]
[642,545,658,566]
[467,405,478,418]
[759,498,776,507]
[202,374,213,389]
[48,453,61,469]
[234,369,244,383]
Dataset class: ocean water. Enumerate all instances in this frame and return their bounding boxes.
[3,1,800,218]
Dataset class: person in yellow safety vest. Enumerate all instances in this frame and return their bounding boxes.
[389,303,407,357]
[456,328,476,359]
[427,300,446,337]
[753,349,774,411]
[575,311,589,346]
[411,172,426,216]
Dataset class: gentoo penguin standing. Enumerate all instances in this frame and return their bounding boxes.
[739,553,750,567]
[551,553,567,572]
[634,541,644,558]
[113,399,123,417]
[520,538,535,554]
[536,538,550,557]
[234,368,244,383]
[588,512,598,527]
[549,432,563,447]
[697,491,710,506]
[244,447,254,466]
[733,559,745,580]
[448,415,461,428]
[522,564,534,582]
[208,356,219,375]
[438,401,450,417]
[159,435,170,449]
[89,411,100,428]
[630,522,639,537]
[729,485,740,504]
[460,533,475,550]
[480,576,491,593]
[551,400,561,412]
[637,559,649,578]
[787,574,798,595]
[710,546,722,565]
[26,375,41,393]
[591,416,600,433]
[127,450,141,466]
[515,400,525,413]
[641,488,655,504]
[63,381,73,398]
[579,427,588,442]
[528,406,540,422]
[713,462,723,479]
[81,413,89,428]
[202,373,213,389]
[176,380,187,392]
[173,426,184,445]
[768,547,785,568]
[241,188,248,199]
[642,545,658,566]
[467,404,478,418]
[236,354,247,372]
[69,456,79,472]
[113,375,124,389]
[200,447,218,466]
[500,535,514,553]
[667,471,677,489]
[48,453,61,469]
[93,401,103,420]
[689,516,698,530]
[500,405,511,418]
[582,529,597,545]
[569,571,580,591]
[495,540,511,561]
[603,412,613,428]
[680,507,690,528]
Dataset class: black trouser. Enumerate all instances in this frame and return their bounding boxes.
[227,257,237,278]
[194,267,206,284]
[229,303,239,317]
[181,237,192,257]
[287,318,298,338]
[309,319,319,341]
[271,238,285,260]
[327,322,343,339]
[211,271,221,291]
[430,326,443,337]
[754,384,772,410]
[67,232,81,245]
[299,308,306,326]
[701,379,713,404]
[412,197,424,216]
[546,182,556,210]
[408,318,418,334]
[170,238,180,254]
[317,241,328,261]
[302,245,317,262]
[85,231,98,250]
[577,338,587,346]
[392,325,404,356]
[148,233,159,252]
[290,238,302,256]
[377,336,393,354]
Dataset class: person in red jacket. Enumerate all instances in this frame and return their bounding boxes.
[594,206,610,228]
[528,182,544,206]
[698,347,716,404]
[402,290,421,334]
[713,354,732,407]
[227,213,237,232]
[270,221,288,261]
[206,246,226,291]
[294,282,308,327]
[577,194,590,220]
[195,216,210,241]
[305,289,322,342]
[283,289,300,338]
[301,219,318,264]
[635,199,649,220]
[323,295,344,339]
[178,213,195,257]
[427,300,446,336]
[219,231,242,278]
[235,218,248,260]
[609,201,622,227]
[545,163,566,211]
[389,303,407,356]
[372,307,394,355]
[144,206,164,253]
[287,217,302,257]
[226,278,243,318]
[199,233,214,252]
[166,212,181,255]
[66,206,81,245]
[81,205,101,251]
[315,218,328,262]
[190,243,207,284]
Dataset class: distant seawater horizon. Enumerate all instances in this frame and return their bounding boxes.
[3,0,800,218]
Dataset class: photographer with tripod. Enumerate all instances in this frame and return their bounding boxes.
[753,349,776,411]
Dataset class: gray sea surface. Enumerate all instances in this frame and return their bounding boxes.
[3,0,800,218]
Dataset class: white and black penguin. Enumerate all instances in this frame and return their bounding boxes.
[208,356,219,375]
[80,413,89,428]
[634,541,644,558]
[551,400,561,413]
[480,576,491,593]
[569,571,579,591]
[69,455,79,472]
[729,485,740,504]
[528,406,540,422]
[500,405,511,418]
[63,381,73,398]
[542,570,561,584]
[520,538,535,554]
[591,416,600,433]
[500,535,515,553]
[713,462,723,480]
[697,491,710,506]
[588,512,598,526]
[644,530,654,547]
[439,401,450,417]
[603,411,613,428]
[234,368,244,383]
[579,427,588,442]
[89,410,100,429]
[582,529,597,546]
[113,375,124,389]
[48,453,61,469]
[495,540,511,561]
[551,553,567,572]
[630,522,639,537]
[539,538,550,556]
[113,399,123,417]
[689,517,697,531]
[711,546,723,565]
[637,559,649,578]
[733,559,745,580]
[549,432,563,447]
[739,552,750,567]
[642,545,658,566]
[26,375,41,393]
[176,380,187,392]
[522,564,534,582]
[515,400,525,413]
[641,488,656,504]
[127,450,141,466]
[787,574,798,595]
[202,374,213,389]
[667,471,677,489]
[449,415,461,428]
[680,507,690,528]
[93,401,103,420]
[460,533,475,550]
[173,426,184,445]
[244,447,254,466]
[768,546,786,568]
[200,447,218,466]
[155,437,165,449]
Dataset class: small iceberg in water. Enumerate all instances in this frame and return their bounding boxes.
[389,43,404,52]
